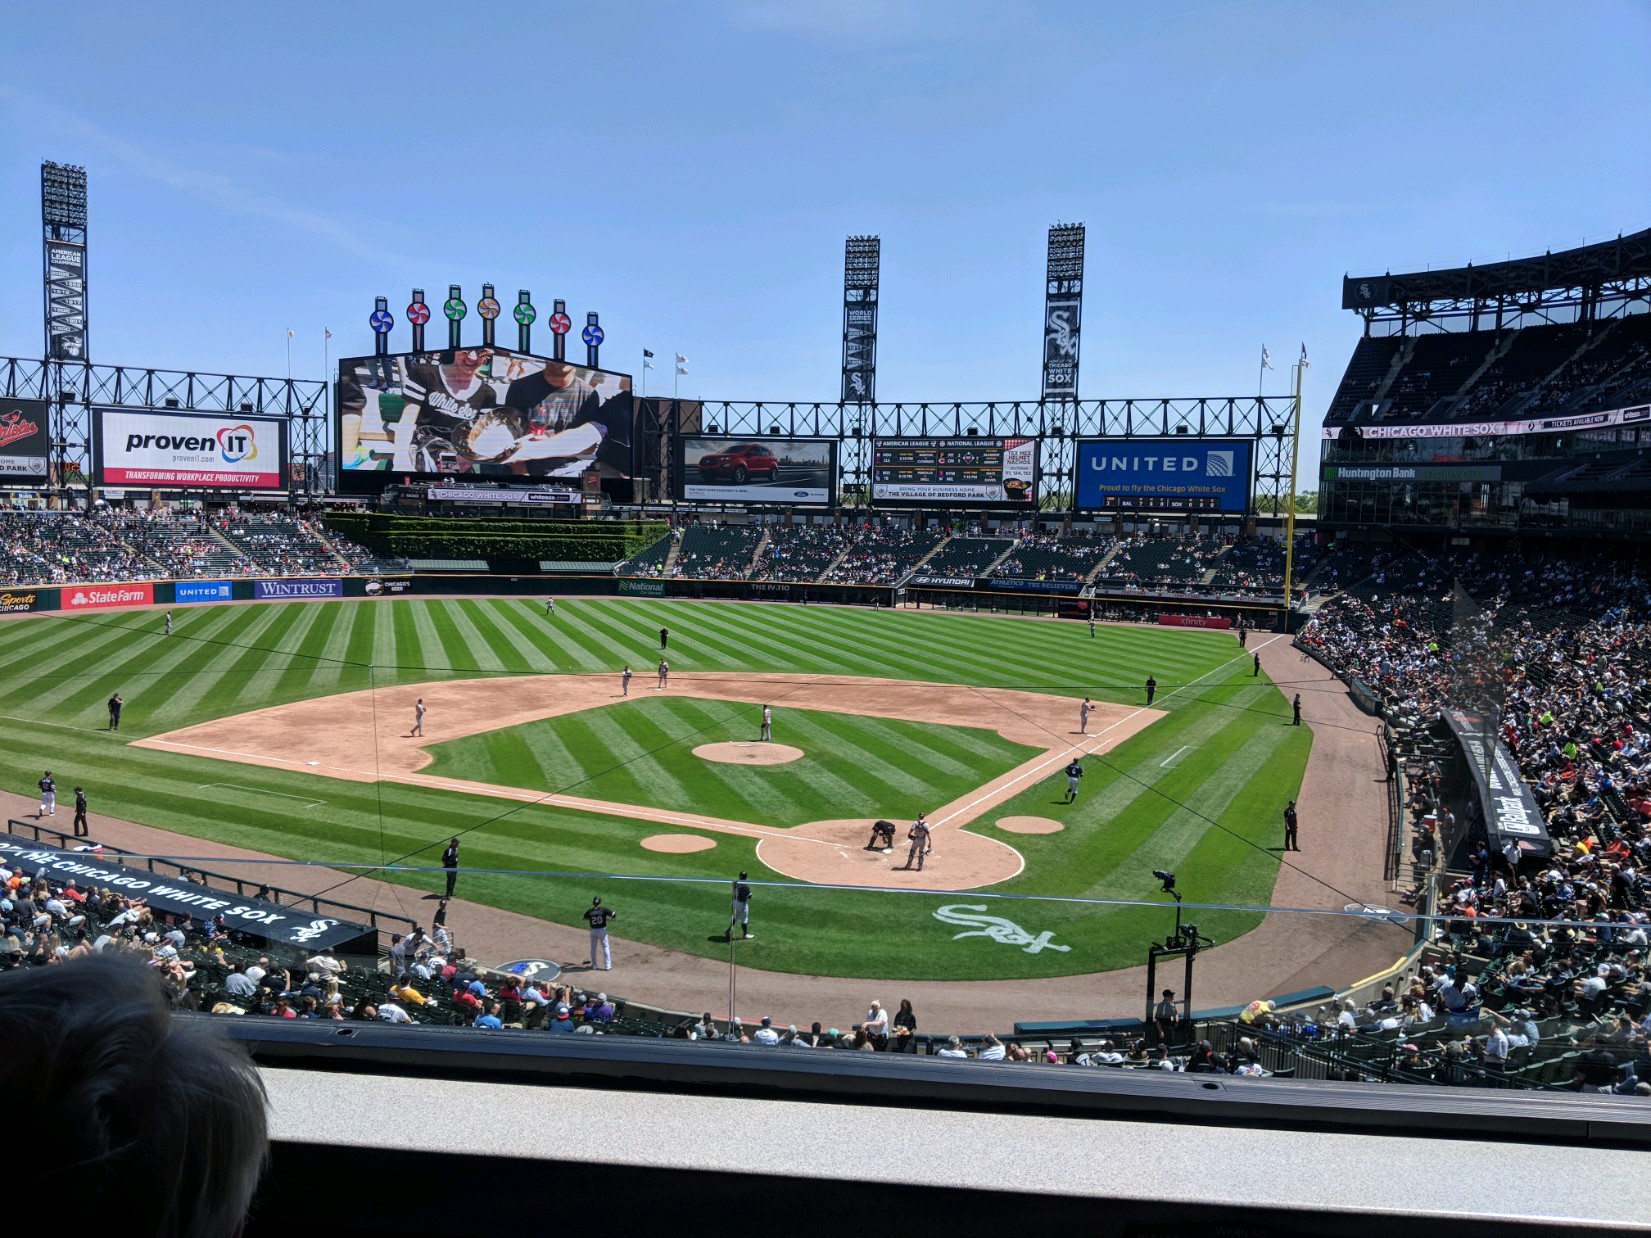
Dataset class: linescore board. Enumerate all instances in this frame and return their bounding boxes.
[871,437,1037,505]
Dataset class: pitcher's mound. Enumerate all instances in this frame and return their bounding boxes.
[641,833,716,853]
[997,815,1065,834]
[693,741,803,765]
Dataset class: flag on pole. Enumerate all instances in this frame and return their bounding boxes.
[1299,343,1311,368]
[1261,345,1274,371]
[286,329,295,339]
[643,349,655,369]
[675,353,689,376]
[325,328,333,340]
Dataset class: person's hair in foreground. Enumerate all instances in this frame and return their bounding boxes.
[0,953,268,1237]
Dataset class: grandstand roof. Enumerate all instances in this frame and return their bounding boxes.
[1343,226,1651,311]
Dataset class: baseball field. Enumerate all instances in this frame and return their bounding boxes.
[0,597,1311,981]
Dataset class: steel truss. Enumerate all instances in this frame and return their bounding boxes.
[671,394,1298,515]
[0,356,329,499]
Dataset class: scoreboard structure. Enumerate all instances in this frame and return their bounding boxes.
[871,437,1038,506]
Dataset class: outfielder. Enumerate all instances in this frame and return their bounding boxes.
[726,871,754,940]
[38,770,56,818]
[545,597,556,616]
[164,611,172,636]
[584,896,616,970]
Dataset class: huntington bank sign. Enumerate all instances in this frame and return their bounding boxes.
[1076,438,1253,512]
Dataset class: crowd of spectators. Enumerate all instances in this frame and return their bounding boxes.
[0,506,396,586]
[750,524,858,582]
[992,532,1114,582]
[671,524,763,580]
[820,526,944,585]
[1099,534,1224,590]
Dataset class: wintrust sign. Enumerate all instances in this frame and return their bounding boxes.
[95,409,286,489]
[63,583,154,610]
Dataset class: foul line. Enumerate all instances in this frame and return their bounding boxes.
[198,782,327,809]
[1160,745,1190,769]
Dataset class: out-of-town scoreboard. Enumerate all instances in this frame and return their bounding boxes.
[871,437,1038,505]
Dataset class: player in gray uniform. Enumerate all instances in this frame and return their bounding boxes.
[1079,697,1092,735]
[621,665,632,696]
[726,871,754,940]
[902,813,931,872]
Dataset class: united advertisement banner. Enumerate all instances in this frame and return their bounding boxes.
[94,409,287,490]
[174,580,233,604]
[62,582,153,610]
[0,397,51,483]
[1077,438,1253,512]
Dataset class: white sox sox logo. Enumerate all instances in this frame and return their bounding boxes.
[933,904,1070,954]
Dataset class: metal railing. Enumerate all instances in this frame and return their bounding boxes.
[3,817,414,937]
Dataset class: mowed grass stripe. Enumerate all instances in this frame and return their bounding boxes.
[456,600,539,675]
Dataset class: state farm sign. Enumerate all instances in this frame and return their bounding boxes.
[62,583,154,610]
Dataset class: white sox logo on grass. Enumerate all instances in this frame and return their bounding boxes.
[933,904,1070,954]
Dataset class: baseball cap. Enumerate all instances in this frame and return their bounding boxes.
[554,1002,571,1016]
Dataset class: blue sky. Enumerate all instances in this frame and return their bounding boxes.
[1,1,1647,480]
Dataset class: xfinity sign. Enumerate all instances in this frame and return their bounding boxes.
[1076,438,1252,512]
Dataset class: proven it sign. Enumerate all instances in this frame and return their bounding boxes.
[95,408,286,490]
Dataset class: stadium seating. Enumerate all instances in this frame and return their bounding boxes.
[750,524,858,582]
[992,532,1114,582]
[672,525,763,580]
[915,536,1012,578]
[821,527,943,585]
[215,514,347,575]
[1323,335,1403,425]
[1100,535,1222,589]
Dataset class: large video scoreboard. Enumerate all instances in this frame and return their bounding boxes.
[871,437,1037,505]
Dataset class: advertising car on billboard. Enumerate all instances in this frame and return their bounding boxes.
[678,437,835,505]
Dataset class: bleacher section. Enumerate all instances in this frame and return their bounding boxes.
[1450,322,1590,421]
[992,533,1114,582]
[1100,535,1222,589]
[1379,332,1500,421]
[216,514,345,575]
[821,528,943,585]
[616,531,674,578]
[1324,335,1403,425]
[913,536,1012,579]
[672,525,762,580]
[0,511,152,584]
[750,524,857,582]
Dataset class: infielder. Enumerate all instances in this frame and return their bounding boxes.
[657,659,668,690]
[412,698,426,737]
[726,871,754,940]
[760,704,772,742]
[621,664,632,696]
[903,813,932,872]
[1079,697,1092,735]
[583,896,616,969]
[38,770,56,818]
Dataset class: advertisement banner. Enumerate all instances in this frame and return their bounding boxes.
[678,436,836,505]
[1158,613,1233,629]
[1442,709,1553,860]
[1324,464,1503,482]
[337,346,633,493]
[1077,438,1253,512]
[62,582,153,611]
[872,438,1038,505]
[94,409,287,489]
[0,398,51,482]
[1321,402,1651,442]
[0,832,374,952]
[423,486,580,505]
[254,579,343,600]
[174,579,234,604]
[45,240,88,362]
[362,578,414,596]
[617,579,665,597]
[910,575,977,588]
[0,588,45,614]
[990,577,1083,594]
[1042,295,1082,399]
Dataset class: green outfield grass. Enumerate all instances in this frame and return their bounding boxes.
[420,696,1043,828]
[0,597,1307,979]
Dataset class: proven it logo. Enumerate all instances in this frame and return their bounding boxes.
[0,406,43,449]
[217,425,259,463]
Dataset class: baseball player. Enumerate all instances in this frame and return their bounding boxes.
[1145,676,1157,706]
[442,837,460,898]
[1088,612,1096,638]
[656,659,668,690]
[621,664,632,696]
[584,895,616,969]
[660,626,669,651]
[726,871,754,940]
[72,786,88,837]
[163,611,172,636]
[107,692,123,731]
[760,704,772,742]
[412,698,426,737]
[545,597,556,616]
[1079,697,1092,735]
[1064,758,1083,803]
[38,770,56,818]
[902,813,931,872]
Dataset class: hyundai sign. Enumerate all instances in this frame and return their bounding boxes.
[1076,438,1253,512]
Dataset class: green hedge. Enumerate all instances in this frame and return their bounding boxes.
[323,514,666,562]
